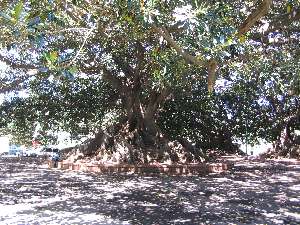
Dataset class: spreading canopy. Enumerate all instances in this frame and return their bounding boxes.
[0,0,299,159]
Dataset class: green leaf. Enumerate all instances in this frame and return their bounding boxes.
[12,1,24,21]
[49,51,58,62]
[287,5,292,13]
[226,37,233,46]
[69,66,78,75]
[239,35,246,43]
[43,51,58,68]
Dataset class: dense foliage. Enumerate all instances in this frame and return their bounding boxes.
[0,0,299,160]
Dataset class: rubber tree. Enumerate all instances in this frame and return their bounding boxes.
[0,0,299,161]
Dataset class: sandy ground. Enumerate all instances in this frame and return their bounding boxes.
[0,156,299,225]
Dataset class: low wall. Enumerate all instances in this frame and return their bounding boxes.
[50,160,233,175]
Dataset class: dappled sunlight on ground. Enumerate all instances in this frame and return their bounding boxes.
[0,157,299,224]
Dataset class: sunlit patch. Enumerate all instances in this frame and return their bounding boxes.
[213,177,231,182]
[242,171,262,178]
[289,198,300,202]
[289,184,300,191]
[269,175,298,183]
[274,192,288,203]
[0,203,34,216]
[209,194,227,203]
[263,212,278,218]
[139,203,158,207]
[172,219,192,223]
[283,212,300,221]
[1,158,299,224]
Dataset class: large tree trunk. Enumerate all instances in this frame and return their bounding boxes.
[264,113,300,159]
[69,43,206,164]
[72,87,204,164]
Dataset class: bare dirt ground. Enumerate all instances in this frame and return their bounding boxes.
[0,156,299,225]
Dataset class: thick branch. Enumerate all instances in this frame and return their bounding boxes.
[0,78,26,93]
[207,59,217,93]
[94,23,137,79]
[238,0,272,37]
[248,7,300,43]
[135,41,145,79]
[101,66,127,92]
[151,25,205,67]
[263,7,300,35]
[145,88,170,118]
[0,55,41,93]
[0,54,38,70]
[270,7,300,30]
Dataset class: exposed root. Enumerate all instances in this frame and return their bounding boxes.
[63,122,207,164]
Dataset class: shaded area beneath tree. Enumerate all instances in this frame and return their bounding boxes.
[0,157,299,224]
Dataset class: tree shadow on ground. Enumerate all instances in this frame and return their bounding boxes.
[0,157,299,224]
